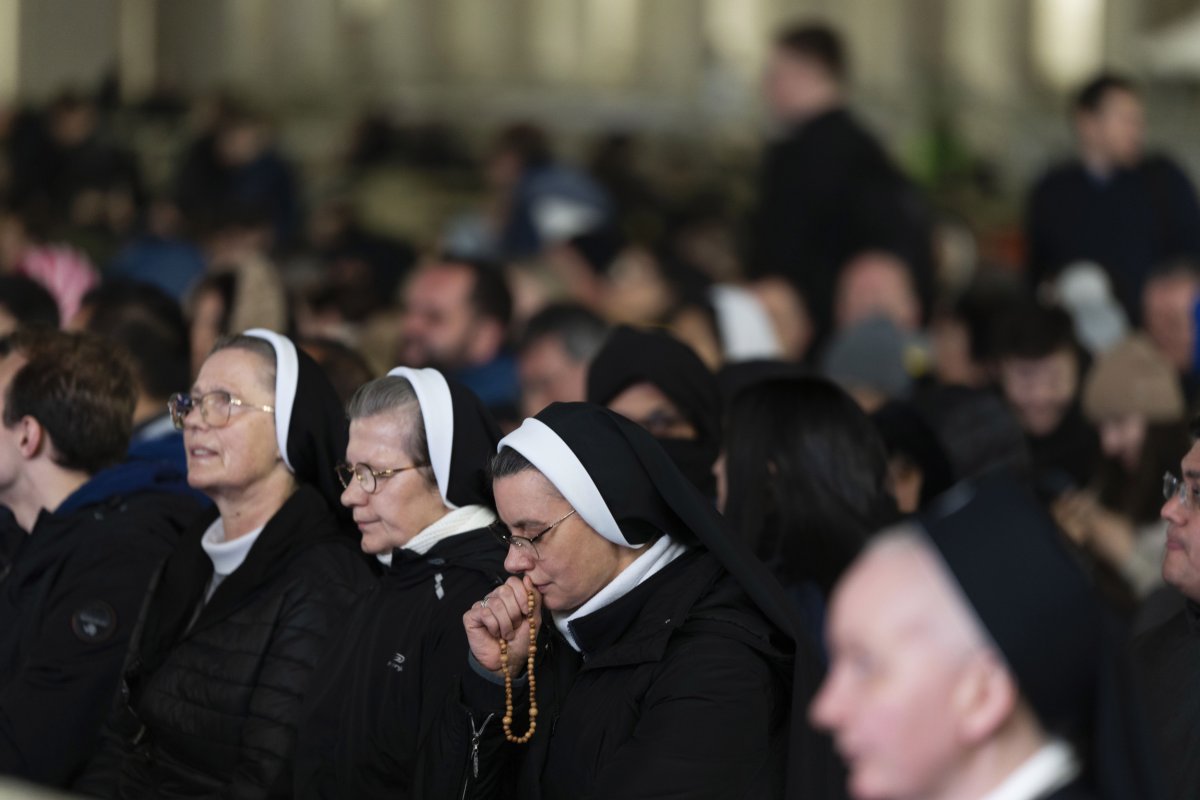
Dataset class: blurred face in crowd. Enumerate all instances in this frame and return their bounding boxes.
[183,348,285,501]
[401,263,491,372]
[341,409,447,554]
[0,305,16,338]
[190,288,227,379]
[998,349,1079,437]
[606,381,697,440]
[812,535,1019,800]
[835,252,922,333]
[764,49,840,122]
[1162,442,1200,602]
[494,467,639,614]
[1098,413,1147,473]
[1143,272,1198,373]
[1076,88,1144,170]
[519,335,588,418]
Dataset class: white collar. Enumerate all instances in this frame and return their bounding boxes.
[200,517,266,577]
[554,535,690,652]
[376,504,498,566]
[978,740,1080,800]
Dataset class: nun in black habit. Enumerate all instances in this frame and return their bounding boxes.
[75,330,373,800]
[813,475,1163,800]
[294,367,508,799]
[416,403,843,800]
[586,325,723,499]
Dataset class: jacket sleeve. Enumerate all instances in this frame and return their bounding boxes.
[582,632,786,800]
[413,655,523,800]
[0,539,161,786]
[221,572,364,800]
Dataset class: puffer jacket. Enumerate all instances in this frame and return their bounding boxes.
[75,485,372,800]
[417,549,794,800]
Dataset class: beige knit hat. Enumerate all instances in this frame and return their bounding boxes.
[1083,335,1184,423]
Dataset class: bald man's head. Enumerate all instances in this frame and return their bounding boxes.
[811,528,1045,800]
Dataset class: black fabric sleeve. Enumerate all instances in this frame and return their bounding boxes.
[0,539,161,786]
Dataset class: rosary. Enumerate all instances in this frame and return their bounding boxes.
[497,588,538,743]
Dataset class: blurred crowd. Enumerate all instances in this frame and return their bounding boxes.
[1,18,1200,800]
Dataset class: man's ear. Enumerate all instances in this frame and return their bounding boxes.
[953,651,1020,745]
[16,415,44,460]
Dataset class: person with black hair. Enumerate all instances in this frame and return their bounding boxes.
[416,403,842,799]
[994,302,1099,492]
[400,258,520,420]
[0,275,59,335]
[517,303,608,417]
[78,282,193,477]
[76,331,371,799]
[587,326,723,499]
[1026,72,1200,322]
[719,376,897,647]
[485,123,611,259]
[0,330,200,787]
[1133,416,1200,799]
[871,400,956,514]
[749,22,934,345]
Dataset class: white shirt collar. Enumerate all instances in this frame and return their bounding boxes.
[553,535,690,652]
[376,504,498,566]
[978,740,1080,800]
[200,517,266,577]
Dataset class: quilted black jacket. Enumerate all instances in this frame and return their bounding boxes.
[75,485,372,799]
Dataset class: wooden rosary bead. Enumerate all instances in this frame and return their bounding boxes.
[499,588,539,744]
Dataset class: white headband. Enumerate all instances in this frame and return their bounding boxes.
[244,329,298,472]
[497,417,636,548]
[387,367,456,508]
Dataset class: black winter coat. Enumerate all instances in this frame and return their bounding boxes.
[418,549,792,800]
[0,488,198,785]
[748,107,935,341]
[75,485,372,800]
[294,528,508,799]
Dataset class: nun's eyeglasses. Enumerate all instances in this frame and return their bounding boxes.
[168,391,274,431]
[490,509,577,559]
[1163,472,1200,510]
[336,461,428,494]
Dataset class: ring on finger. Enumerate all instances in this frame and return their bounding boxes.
[480,596,490,608]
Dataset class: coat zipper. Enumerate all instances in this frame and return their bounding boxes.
[460,711,495,800]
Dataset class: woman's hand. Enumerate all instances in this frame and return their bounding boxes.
[464,575,543,677]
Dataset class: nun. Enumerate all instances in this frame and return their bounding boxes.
[75,330,372,800]
[293,367,508,798]
[417,403,842,799]
[812,475,1163,800]
[586,325,723,499]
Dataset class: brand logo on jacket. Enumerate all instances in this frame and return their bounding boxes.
[70,600,117,643]
[387,652,406,673]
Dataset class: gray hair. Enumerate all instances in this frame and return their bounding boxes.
[488,445,537,482]
[209,334,276,393]
[346,375,434,483]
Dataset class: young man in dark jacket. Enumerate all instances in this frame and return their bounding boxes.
[0,329,200,786]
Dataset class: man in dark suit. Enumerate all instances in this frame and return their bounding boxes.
[749,22,934,346]
[1026,73,1200,324]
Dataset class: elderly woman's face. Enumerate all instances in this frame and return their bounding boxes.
[184,348,284,499]
[494,468,632,614]
[341,410,447,554]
